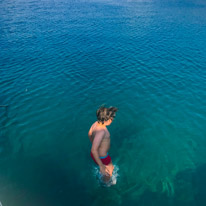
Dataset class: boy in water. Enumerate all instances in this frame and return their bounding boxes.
[88,106,118,182]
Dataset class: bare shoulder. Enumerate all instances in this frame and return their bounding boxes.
[88,121,97,134]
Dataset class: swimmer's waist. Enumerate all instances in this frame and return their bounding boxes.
[99,153,109,159]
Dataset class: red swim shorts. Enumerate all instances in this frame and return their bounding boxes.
[90,152,111,165]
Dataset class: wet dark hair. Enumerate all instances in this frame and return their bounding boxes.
[96,106,118,124]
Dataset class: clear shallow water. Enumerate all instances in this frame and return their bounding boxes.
[0,0,206,205]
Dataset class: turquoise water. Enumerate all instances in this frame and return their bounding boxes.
[1,0,206,205]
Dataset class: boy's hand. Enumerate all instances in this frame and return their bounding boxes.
[100,165,110,176]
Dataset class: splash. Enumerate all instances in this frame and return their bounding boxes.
[93,164,119,187]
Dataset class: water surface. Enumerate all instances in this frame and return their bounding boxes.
[0,0,206,205]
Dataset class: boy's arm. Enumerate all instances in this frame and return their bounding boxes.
[88,127,93,142]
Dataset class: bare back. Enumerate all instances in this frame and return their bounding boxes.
[89,122,110,156]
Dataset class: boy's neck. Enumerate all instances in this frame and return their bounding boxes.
[97,122,107,128]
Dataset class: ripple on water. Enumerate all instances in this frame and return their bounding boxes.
[1,0,206,205]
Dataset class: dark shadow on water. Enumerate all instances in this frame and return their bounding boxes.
[194,164,206,205]
[0,155,92,206]
[121,189,172,206]
[1,153,206,206]
[173,164,206,206]
[120,163,206,206]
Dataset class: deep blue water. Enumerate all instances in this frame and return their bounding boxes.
[0,0,206,205]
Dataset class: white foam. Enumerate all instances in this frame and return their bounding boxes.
[93,164,119,187]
